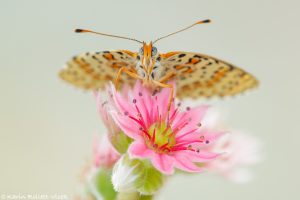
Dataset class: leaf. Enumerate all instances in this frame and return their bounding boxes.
[137,164,164,195]
[93,169,117,200]
[111,131,133,154]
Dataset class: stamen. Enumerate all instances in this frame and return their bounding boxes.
[173,121,189,135]
[171,146,189,151]
[161,126,170,136]
[142,129,151,139]
[152,128,156,143]
[171,112,188,132]
[134,105,142,117]
[156,105,160,118]
[166,112,170,127]
[159,142,169,150]
[129,115,146,130]
[101,101,108,107]
[169,107,179,124]
[140,96,151,127]
[174,139,204,147]
[167,130,176,138]
[175,128,198,140]
[158,115,161,128]
[152,89,158,96]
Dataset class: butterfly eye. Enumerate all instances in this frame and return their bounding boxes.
[152,46,157,56]
[139,47,144,55]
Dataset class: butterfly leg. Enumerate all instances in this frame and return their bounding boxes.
[159,71,177,83]
[153,72,177,111]
[115,67,143,89]
[152,80,174,112]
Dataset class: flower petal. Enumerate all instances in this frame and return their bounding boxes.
[128,140,154,159]
[110,111,141,140]
[110,83,136,115]
[173,153,203,172]
[151,154,174,175]
[171,105,208,131]
[197,131,226,146]
[187,105,209,124]
[177,150,219,163]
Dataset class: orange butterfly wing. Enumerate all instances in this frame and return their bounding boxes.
[59,50,137,90]
[160,52,259,98]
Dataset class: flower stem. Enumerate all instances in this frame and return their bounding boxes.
[140,195,154,200]
[116,193,153,200]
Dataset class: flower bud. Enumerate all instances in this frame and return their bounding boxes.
[112,154,164,195]
[112,154,144,193]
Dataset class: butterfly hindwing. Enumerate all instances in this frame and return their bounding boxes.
[59,50,137,90]
[160,52,259,98]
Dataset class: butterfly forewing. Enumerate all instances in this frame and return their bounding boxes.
[160,52,259,98]
[59,50,137,90]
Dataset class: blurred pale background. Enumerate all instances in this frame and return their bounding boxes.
[1,0,299,199]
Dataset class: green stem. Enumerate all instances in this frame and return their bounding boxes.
[116,193,153,200]
[140,195,154,200]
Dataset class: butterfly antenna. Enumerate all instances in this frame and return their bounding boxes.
[153,19,211,44]
[75,29,143,44]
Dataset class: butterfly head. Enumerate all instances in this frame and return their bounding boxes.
[138,42,159,81]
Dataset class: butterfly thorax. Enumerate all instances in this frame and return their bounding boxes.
[136,42,163,87]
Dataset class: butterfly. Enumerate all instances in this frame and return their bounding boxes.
[59,19,258,99]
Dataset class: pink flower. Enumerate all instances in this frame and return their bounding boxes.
[205,132,262,183]
[197,109,262,182]
[108,81,222,175]
[95,90,134,154]
[93,134,120,169]
[94,91,121,138]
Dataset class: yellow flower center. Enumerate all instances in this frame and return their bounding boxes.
[144,122,176,153]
